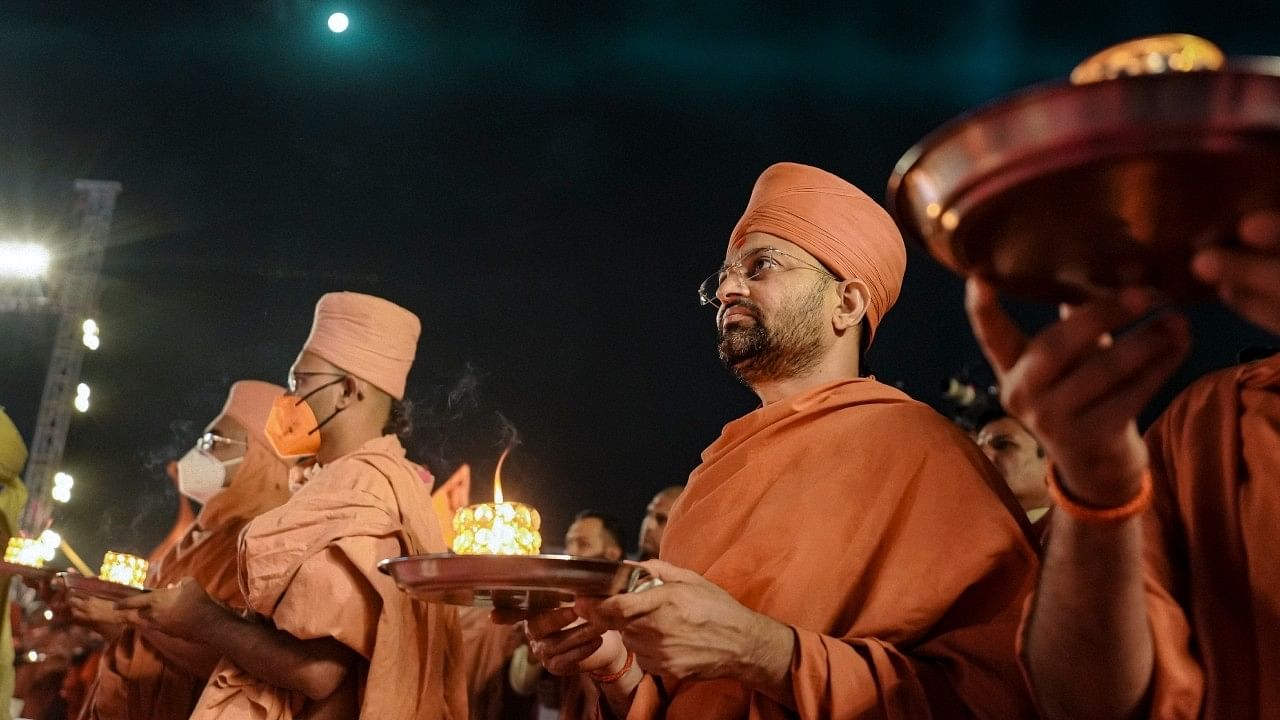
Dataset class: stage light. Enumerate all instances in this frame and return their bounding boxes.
[328,12,349,33]
[0,242,50,278]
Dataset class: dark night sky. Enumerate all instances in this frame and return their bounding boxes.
[2,1,1278,565]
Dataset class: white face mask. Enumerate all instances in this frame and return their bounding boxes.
[176,448,242,503]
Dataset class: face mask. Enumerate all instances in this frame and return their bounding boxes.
[264,377,346,459]
[176,448,242,503]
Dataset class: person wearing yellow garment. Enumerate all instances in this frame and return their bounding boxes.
[0,407,31,720]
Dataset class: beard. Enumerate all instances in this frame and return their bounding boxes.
[717,279,829,387]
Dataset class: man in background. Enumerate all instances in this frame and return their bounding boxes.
[636,487,683,561]
[976,415,1052,544]
[565,510,626,561]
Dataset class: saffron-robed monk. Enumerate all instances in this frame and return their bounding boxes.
[511,163,1039,719]
[73,381,291,720]
[117,292,466,720]
[967,210,1280,720]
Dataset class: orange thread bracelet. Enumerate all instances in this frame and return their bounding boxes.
[1046,462,1153,523]
[589,651,635,684]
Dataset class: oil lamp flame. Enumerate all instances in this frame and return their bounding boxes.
[493,446,509,505]
[450,446,541,555]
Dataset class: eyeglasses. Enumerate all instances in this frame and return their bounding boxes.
[697,247,837,307]
[287,371,347,394]
[197,432,247,453]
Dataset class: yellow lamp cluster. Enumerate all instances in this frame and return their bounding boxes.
[5,537,53,568]
[100,551,148,589]
[451,501,542,556]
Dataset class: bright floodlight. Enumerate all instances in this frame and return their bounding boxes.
[76,383,90,398]
[53,472,74,489]
[328,12,349,32]
[38,529,61,549]
[0,242,51,278]
[74,395,90,413]
[52,486,72,503]
[82,319,99,335]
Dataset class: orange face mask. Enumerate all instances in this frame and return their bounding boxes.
[264,396,322,458]
[264,377,346,458]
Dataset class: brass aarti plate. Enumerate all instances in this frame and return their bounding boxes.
[888,36,1280,303]
[0,561,56,583]
[61,573,146,601]
[379,553,657,610]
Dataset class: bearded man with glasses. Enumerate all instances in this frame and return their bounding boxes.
[517,162,1038,719]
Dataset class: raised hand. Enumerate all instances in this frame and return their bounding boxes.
[964,278,1191,504]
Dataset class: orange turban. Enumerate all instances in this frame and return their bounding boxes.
[302,292,421,400]
[730,162,907,344]
[213,381,285,443]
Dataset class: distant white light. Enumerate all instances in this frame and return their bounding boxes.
[0,242,51,278]
[83,319,101,349]
[328,12,349,33]
[53,472,74,489]
[74,383,91,411]
[52,486,72,503]
[26,649,39,662]
[42,609,53,621]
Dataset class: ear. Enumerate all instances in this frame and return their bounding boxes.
[333,376,363,408]
[832,279,870,333]
[431,465,472,544]
[604,545,624,562]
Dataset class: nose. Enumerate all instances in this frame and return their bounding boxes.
[716,269,749,305]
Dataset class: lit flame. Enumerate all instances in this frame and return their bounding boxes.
[450,446,542,555]
[493,446,510,504]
